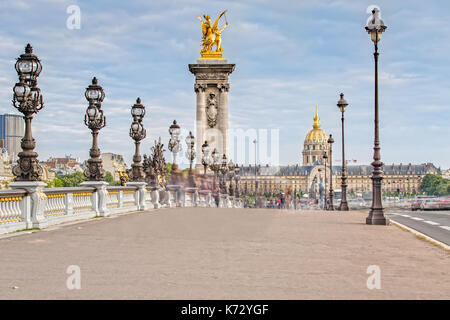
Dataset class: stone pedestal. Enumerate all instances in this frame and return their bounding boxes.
[184,187,198,207]
[219,193,228,208]
[199,190,212,207]
[148,186,161,209]
[81,181,109,216]
[127,181,147,211]
[10,181,48,229]
[189,60,235,165]
[166,185,181,208]
[227,196,234,208]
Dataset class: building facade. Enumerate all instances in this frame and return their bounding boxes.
[0,114,24,162]
[44,156,83,176]
[238,108,440,198]
[100,153,128,181]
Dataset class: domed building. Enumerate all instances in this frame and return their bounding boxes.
[237,106,441,206]
[302,106,329,166]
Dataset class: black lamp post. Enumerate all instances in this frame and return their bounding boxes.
[168,120,181,171]
[234,164,240,198]
[328,134,334,210]
[201,140,211,176]
[185,131,196,187]
[227,159,234,196]
[211,148,221,193]
[11,44,44,181]
[129,98,146,181]
[83,77,106,181]
[220,154,229,194]
[168,120,182,184]
[365,7,388,225]
[337,93,349,211]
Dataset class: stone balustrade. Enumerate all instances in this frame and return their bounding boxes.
[0,185,241,235]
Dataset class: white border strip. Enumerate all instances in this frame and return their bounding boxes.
[390,220,450,253]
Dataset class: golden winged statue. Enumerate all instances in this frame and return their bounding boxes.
[117,168,129,186]
[197,10,228,59]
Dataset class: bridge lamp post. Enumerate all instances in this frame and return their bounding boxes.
[220,154,229,194]
[185,131,196,187]
[11,44,44,181]
[168,120,182,185]
[201,140,211,176]
[83,77,106,181]
[227,159,235,196]
[365,7,388,225]
[168,120,181,171]
[327,134,335,210]
[129,98,146,181]
[234,164,240,198]
[337,93,349,211]
[211,148,221,193]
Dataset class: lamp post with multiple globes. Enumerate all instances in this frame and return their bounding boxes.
[129,98,146,182]
[11,44,44,181]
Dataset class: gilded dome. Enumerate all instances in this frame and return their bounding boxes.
[304,106,328,143]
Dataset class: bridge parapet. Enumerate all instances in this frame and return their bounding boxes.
[0,186,240,235]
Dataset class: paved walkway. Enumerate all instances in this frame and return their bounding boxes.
[0,208,449,299]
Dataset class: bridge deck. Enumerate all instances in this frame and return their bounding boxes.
[0,208,448,299]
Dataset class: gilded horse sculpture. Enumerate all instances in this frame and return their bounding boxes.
[197,10,228,58]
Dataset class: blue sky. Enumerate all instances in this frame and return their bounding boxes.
[0,0,449,169]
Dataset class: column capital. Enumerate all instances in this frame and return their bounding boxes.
[194,83,207,93]
[217,83,230,92]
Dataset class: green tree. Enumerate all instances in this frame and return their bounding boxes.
[104,171,123,186]
[166,163,172,174]
[45,178,64,188]
[165,163,173,182]
[58,172,86,187]
[104,171,114,184]
[420,174,450,196]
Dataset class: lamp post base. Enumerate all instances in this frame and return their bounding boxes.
[366,209,389,225]
[338,202,349,211]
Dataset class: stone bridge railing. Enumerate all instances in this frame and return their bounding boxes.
[0,185,243,235]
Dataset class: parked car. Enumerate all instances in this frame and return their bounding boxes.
[347,198,367,209]
[411,200,423,211]
[421,199,441,211]
[437,198,450,210]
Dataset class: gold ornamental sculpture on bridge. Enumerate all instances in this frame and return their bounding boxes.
[197,10,228,60]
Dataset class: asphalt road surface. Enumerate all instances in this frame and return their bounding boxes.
[386,210,450,245]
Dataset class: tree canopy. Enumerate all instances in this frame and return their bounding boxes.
[419,174,450,196]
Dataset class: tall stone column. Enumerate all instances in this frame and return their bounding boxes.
[194,83,207,169]
[189,60,235,170]
[218,83,230,157]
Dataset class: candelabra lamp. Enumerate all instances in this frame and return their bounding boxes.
[227,159,235,196]
[185,131,196,187]
[129,98,146,182]
[210,148,221,193]
[11,44,44,181]
[201,140,211,176]
[234,164,240,198]
[168,120,182,184]
[219,154,229,194]
[83,77,106,181]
